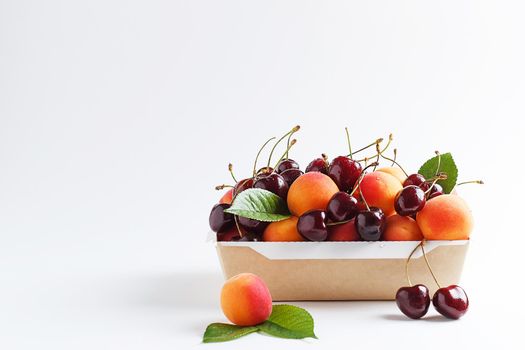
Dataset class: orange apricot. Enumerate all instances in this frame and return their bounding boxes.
[327,220,360,241]
[263,216,304,241]
[358,171,403,216]
[287,172,339,216]
[416,194,473,240]
[384,214,423,241]
[219,188,233,204]
[220,273,272,326]
[377,166,406,184]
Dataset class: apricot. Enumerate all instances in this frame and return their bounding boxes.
[287,172,339,216]
[416,194,473,240]
[220,273,272,326]
[377,166,406,184]
[327,220,360,241]
[219,188,233,204]
[358,171,403,216]
[263,216,304,241]
[384,214,423,241]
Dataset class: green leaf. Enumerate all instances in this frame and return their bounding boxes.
[224,188,291,222]
[202,323,258,343]
[258,304,317,339]
[418,152,458,194]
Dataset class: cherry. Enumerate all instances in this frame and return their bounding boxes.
[209,203,234,232]
[396,285,431,319]
[432,285,469,319]
[216,227,242,241]
[237,231,262,241]
[280,168,303,187]
[234,178,254,195]
[276,159,300,173]
[327,191,359,222]
[328,156,362,192]
[394,185,426,216]
[253,172,289,199]
[428,183,444,199]
[403,174,426,188]
[305,157,329,175]
[256,167,274,176]
[354,207,385,241]
[238,216,269,235]
[297,210,328,241]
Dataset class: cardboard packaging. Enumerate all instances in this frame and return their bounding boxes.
[215,240,469,301]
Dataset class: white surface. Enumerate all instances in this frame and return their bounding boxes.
[1,0,524,349]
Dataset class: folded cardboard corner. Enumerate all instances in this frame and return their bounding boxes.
[215,241,469,301]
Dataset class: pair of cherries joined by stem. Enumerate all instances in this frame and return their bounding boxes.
[396,241,469,320]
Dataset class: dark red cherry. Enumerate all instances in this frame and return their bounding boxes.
[428,183,444,199]
[403,174,426,187]
[354,207,385,241]
[217,226,242,241]
[396,285,431,319]
[394,185,426,216]
[237,231,262,241]
[280,168,303,187]
[238,216,269,235]
[276,159,300,173]
[256,167,274,176]
[297,210,328,241]
[328,156,362,192]
[253,172,289,199]
[234,178,254,195]
[305,157,329,174]
[432,285,469,319]
[327,191,359,222]
[209,203,234,232]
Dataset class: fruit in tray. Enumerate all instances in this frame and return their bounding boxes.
[209,126,482,242]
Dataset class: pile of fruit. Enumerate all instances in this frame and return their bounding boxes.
[209,126,481,243]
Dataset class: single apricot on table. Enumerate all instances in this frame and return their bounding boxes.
[287,172,339,216]
[384,214,424,241]
[220,273,273,326]
[263,216,304,241]
[416,194,473,240]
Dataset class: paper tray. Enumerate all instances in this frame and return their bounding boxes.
[215,240,469,301]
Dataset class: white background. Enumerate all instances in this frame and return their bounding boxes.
[1,0,524,349]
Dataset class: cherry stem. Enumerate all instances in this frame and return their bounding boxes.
[424,173,448,195]
[375,142,409,177]
[421,241,441,289]
[253,137,276,177]
[273,139,297,169]
[457,180,484,186]
[352,162,378,211]
[355,134,393,162]
[349,138,383,157]
[326,219,353,227]
[405,241,423,287]
[392,149,397,167]
[345,127,353,159]
[215,184,233,190]
[350,162,379,196]
[228,163,238,183]
[286,125,300,159]
[434,151,441,176]
[267,126,300,169]
[233,215,244,238]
